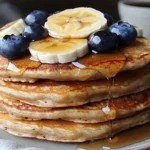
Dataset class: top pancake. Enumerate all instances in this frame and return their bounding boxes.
[0,38,150,81]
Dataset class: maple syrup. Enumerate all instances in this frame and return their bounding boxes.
[7,56,40,75]
[78,123,150,150]
[78,75,150,150]
[78,53,126,79]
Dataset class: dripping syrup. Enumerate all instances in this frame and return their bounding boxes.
[77,123,150,150]
[100,78,112,140]
[78,77,150,150]
[108,78,113,140]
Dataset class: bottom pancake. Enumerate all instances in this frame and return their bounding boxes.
[1,88,150,123]
[0,109,150,142]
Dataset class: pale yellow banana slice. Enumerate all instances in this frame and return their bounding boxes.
[45,7,107,38]
[134,26,143,37]
[29,37,88,64]
[0,19,26,39]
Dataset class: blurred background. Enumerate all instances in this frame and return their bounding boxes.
[0,0,120,27]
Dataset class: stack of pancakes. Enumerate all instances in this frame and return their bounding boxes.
[0,38,150,142]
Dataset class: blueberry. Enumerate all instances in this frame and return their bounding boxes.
[25,10,49,26]
[109,21,137,45]
[88,30,119,53]
[0,35,29,59]
[23,25,47,41]
[104,13,114,26]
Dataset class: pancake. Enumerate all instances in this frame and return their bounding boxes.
[1,77,37,83]
[0,38,150,82]
[0,108,150,142]
[1,88,150,123]
[0,62,150,107]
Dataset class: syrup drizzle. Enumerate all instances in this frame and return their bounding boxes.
[108,78,113,140]
[78,76,150,150]
[100,78,114,142]
[77,123,150,150]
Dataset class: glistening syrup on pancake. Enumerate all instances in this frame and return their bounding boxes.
[77,123,150,150]
[5,56,41,76]
[78,53,126,79]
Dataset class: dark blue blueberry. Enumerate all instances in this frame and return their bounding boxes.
[88,30,119,53]
[0,35,29,59]
[23,25,47,41]
[104,13,114,26]
[25,10,49,26]
[109,21,137,45]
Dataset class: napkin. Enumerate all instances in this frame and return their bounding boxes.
[0,139,45,150]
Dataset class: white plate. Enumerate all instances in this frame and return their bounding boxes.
[0,129,150,150]
[0,129,77,150]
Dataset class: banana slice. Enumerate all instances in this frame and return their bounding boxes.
[134,26,143,37]
[45,7,107,38]
[29,37,88,64]
[0,19,26,39]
